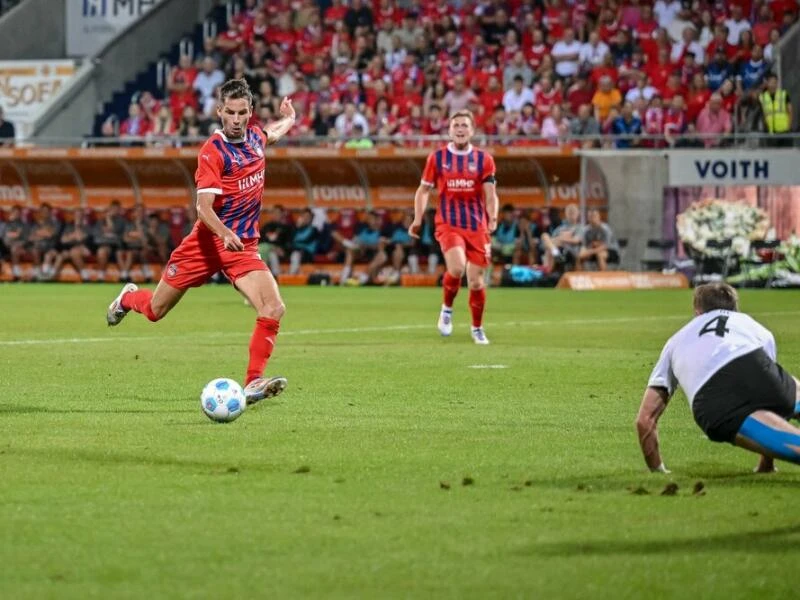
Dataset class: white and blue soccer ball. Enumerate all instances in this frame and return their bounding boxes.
[201,378,246,423]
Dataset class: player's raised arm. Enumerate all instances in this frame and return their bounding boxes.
[196,192,244,251]
[263,97,296,145]
[635,386,671,473]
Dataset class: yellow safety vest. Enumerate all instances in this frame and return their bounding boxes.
[760,89,790,133]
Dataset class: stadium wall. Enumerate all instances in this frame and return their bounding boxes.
[0,0,66,59]
[581,151,669,271]
[34,0,216,139]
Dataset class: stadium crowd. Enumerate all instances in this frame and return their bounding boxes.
[95,0,798,148]
[0,202,619,284]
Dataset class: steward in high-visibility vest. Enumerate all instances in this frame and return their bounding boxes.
[760,74,792,134]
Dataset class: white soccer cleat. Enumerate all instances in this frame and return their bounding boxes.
[471,327,490,345]
[106,283,138,326]
[244,376,288,406]
[437,307,453,336]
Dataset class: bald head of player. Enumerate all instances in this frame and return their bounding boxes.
[449,109,475,151]
[217,79,253,142]
[693,282,739,316]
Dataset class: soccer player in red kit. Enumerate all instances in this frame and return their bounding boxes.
[106,79,295,404]
[408,109,499,345]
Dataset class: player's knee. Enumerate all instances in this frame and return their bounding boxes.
[468,278,485,291]
[447,265,465,278]
[259,300,285,321]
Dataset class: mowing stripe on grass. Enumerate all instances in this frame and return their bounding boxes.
[1,310,798,346]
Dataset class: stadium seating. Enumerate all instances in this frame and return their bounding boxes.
[93,0,797,148]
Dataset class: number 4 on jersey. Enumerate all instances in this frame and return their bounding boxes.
[699,315,730,337]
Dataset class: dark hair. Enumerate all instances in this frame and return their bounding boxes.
[693,282,739,313]
[218,78,253,105]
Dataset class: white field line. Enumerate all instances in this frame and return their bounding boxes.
[1,310,799,347]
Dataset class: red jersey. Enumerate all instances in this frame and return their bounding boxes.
[195,127,268,239]
[421,143,496,233]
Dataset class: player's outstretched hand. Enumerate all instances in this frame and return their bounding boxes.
[408,220,421,239]
[279,97,295,120]
[488,217,498,233]
[223,230,244,252]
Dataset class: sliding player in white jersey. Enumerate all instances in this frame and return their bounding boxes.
[636,282,800,474]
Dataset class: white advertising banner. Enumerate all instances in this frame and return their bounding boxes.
[668,150,800,186]
[0,60,77,139]
[66,0,164,57]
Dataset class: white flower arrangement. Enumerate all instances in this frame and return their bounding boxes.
[676,199,770,259]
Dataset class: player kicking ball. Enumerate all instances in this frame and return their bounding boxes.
[409,110,498,344]
[106,79,295,405]
[637,282,800,474]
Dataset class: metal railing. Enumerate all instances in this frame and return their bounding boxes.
[14,131,800,149]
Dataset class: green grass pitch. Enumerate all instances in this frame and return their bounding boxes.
[1,284,799,599]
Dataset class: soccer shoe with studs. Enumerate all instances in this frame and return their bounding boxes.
[106,283,138,326]
[471,327,490,345]
[437,307,453,336]
[244,376,288,406]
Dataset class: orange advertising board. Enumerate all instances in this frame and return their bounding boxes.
[556,272,689,290]
[0,145,607,211]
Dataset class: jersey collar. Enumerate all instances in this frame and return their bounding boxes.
[447,142,473,155]
[214,128,245,143]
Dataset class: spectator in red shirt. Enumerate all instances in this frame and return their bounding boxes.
[216,19,246,55]
[647,48,674,91]
[526,28,550,71]
[393,79,423,118]
[149,105,176,139]
[324,0,348,29]
[120,103,150,138]
[733,29,755,65]
[168,54,197,94]
[718,78,738,114]
[247,10,268,49]
[644,95,666,146]
[567,74,595,116]
[634,5,659,43]
[663,95,686,144]
[685,72,712,122]
[706,25,737,62]
[661,73,686,102]
[479,75,505,118]
[752,4,777,46]
[534,75,563,119]
[679,52,703,87]
[589,52,619,89]
[423,104,448,135]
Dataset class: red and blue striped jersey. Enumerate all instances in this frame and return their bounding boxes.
[195,126,268,239]
[421,143,496,233]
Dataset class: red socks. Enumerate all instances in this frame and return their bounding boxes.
[245,317,280,385]
[121,289,160,322]
[469,288,486,328]
[442,272,461,308]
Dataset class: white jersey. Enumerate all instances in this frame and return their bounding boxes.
[648,310,776,406]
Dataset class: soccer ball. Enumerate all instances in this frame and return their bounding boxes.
[201,378,246,423]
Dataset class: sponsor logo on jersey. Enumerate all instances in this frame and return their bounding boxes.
[238,171,265,191]
[446,178,476,190]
